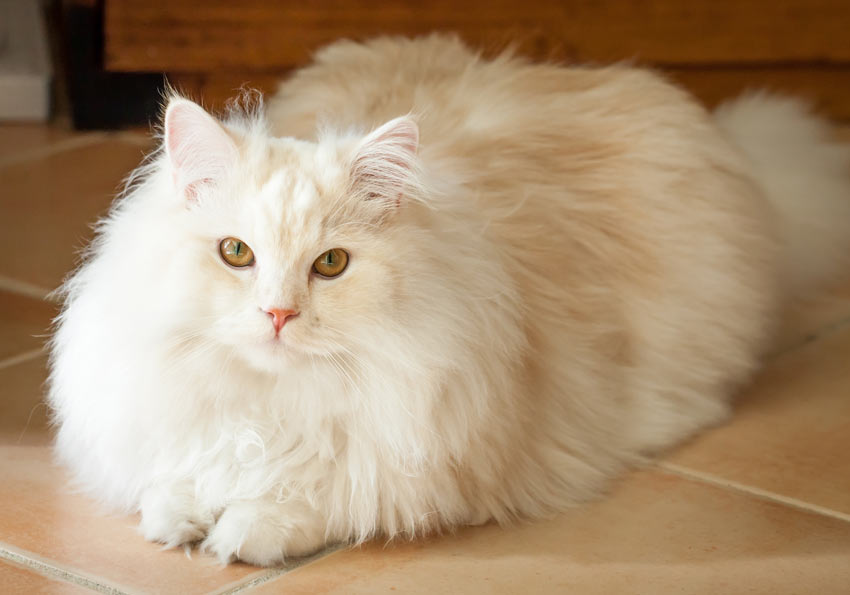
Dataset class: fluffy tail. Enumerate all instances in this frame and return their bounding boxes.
[714,93,850,296]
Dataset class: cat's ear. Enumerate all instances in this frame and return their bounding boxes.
[164,98,237,200]
[350,116,420,213]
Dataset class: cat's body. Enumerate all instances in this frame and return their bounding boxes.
[48,36,850,565]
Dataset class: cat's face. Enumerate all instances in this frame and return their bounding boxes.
[163,99,421,373]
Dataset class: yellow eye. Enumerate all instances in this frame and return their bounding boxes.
[219,237,255,267]
[313,248,349,278]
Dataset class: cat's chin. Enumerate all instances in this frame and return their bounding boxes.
[237,336,323,374]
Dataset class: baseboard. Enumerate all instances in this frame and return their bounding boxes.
[0,0,52,121]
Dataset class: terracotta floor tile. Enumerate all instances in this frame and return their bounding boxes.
[666,325,850,516]
[0,357,52,447]
[0,446,272,594]
[0,559,90,594]
[0,140,148,289]
[0,124,78,162]
[0,292,55,363]
[254,470,850,595]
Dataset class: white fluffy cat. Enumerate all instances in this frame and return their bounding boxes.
[48,35,850,566]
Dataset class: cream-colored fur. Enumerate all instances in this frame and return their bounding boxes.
[48,35,850,566]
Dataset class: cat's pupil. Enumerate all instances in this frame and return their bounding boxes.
[234,242,242,256]
[326,252,334,265]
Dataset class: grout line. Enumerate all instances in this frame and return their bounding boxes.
[0,275,54,301]
[657,461,850,523]
[205,569,283,595]
[768,313,850,360]
[0,541,135,594]
[0,347,45,371]
[0,133,108,170]
[210,544,346,594]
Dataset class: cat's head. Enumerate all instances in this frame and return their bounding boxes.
[158,97,430,373]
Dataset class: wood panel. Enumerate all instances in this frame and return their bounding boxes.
[106,0,850,72]
[168,65,850,122]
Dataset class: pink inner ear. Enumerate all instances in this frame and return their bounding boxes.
[351,116,420,207]
[164,99,237,199]
[358,117,419,165]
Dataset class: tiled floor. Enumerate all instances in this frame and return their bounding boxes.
[0,120,849,594]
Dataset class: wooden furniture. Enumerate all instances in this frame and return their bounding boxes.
[102,0,850,119]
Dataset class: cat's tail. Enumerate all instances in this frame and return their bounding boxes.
[714,93,850,297]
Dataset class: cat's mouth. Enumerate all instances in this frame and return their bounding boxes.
[265,334,288,348]
[261,331,306,355]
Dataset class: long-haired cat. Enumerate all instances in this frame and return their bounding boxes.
[48,35,850,566]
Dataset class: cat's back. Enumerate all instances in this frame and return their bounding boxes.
[268,34,479,138]
[267,34,702,149]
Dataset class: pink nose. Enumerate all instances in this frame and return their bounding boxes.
[264,308,299,334]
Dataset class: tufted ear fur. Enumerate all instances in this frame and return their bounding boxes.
[350,116,420,212]
[164,98,237,201]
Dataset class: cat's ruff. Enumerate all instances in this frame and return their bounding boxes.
[48,35,850,566]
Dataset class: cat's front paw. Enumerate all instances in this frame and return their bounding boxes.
[202,498,327,566]
[139,483,214,548]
